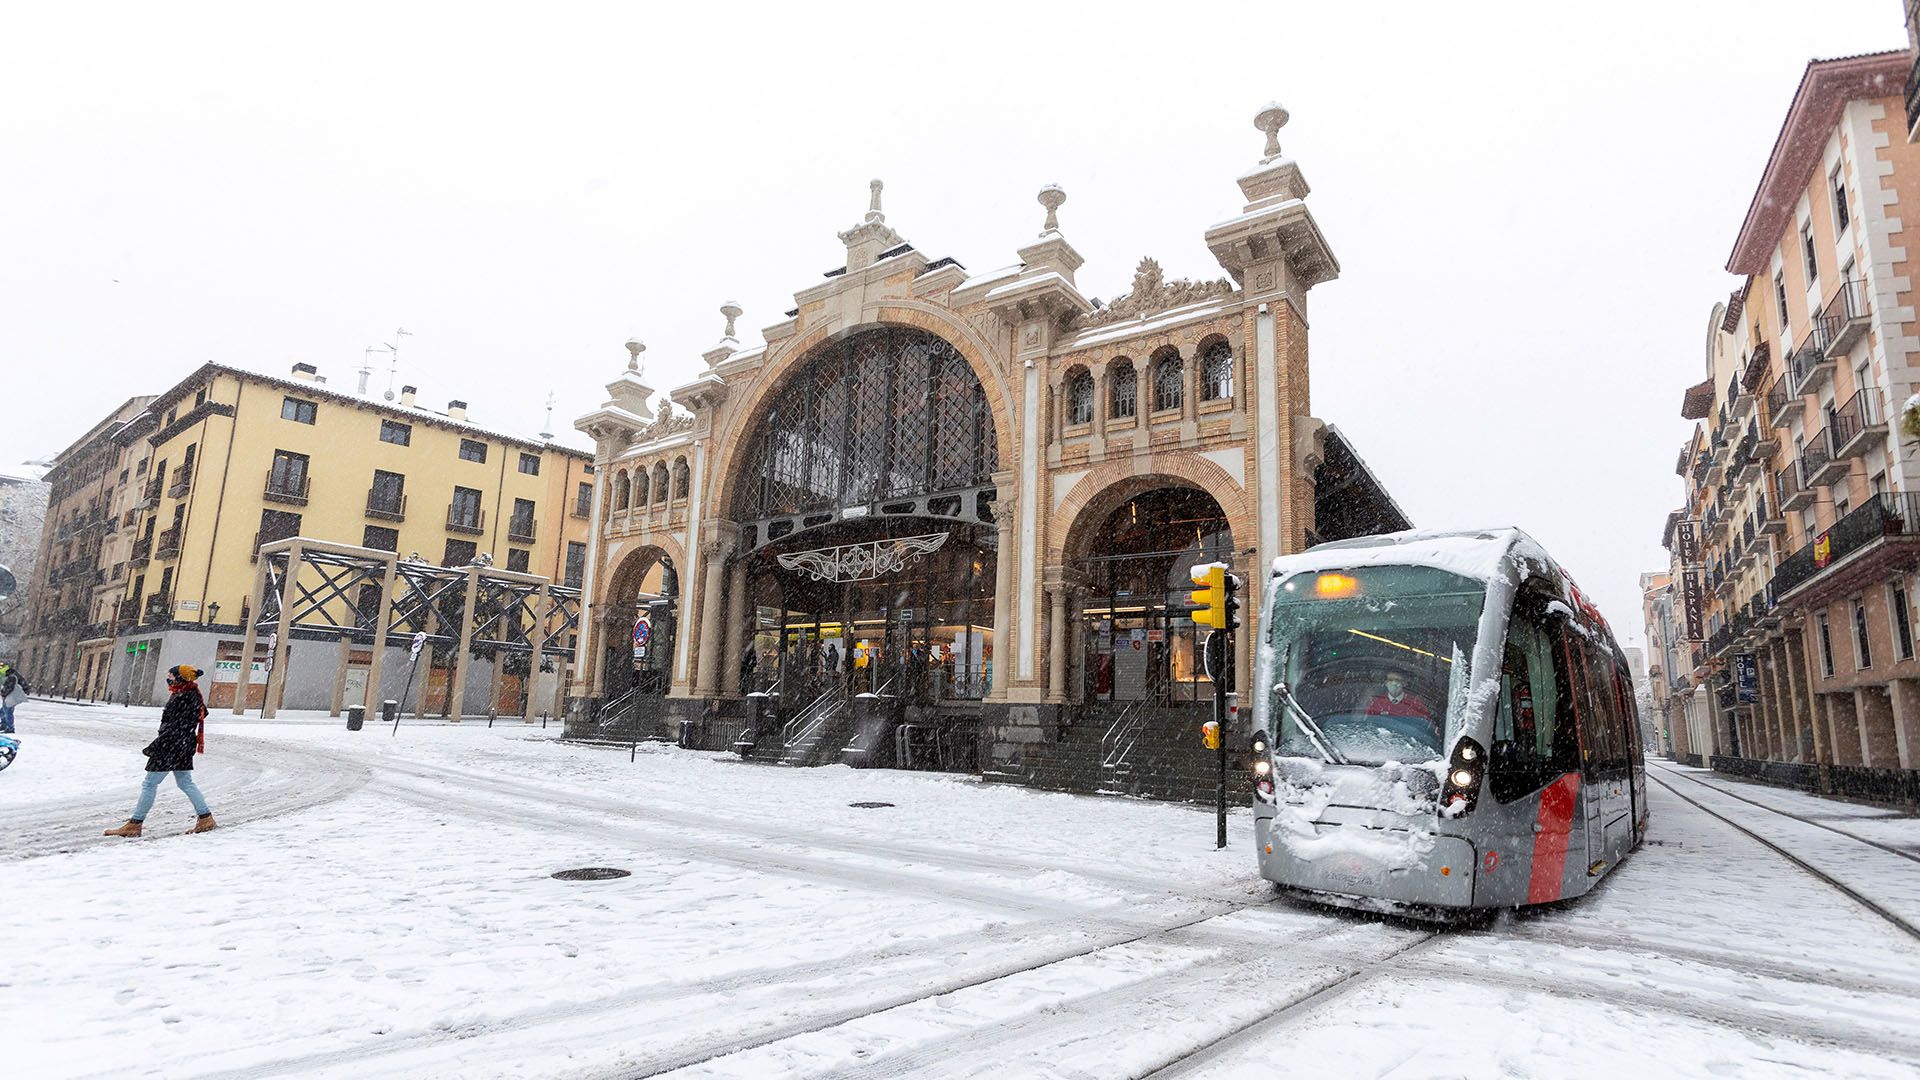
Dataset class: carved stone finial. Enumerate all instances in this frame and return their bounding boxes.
[867,178,885,223]
[1037,183,1066,233]
[624,338,645,373]
[719,301,742,340]
[1255,101,1290,162]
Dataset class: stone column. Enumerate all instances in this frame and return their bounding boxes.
[1091,367,1107,444]
[693,532,736,696]
[1181,346,1198,424]
[1888,677,1920,769]
[1046,582,1069,704]
[1856,684,1900,767]
[721,555,750,695]
[1066,586,1085,704]
[990,500,1015,699]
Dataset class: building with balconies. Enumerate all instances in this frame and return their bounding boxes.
[1661,48,1920,805]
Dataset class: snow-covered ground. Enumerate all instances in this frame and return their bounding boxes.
[4,699,1919,1079]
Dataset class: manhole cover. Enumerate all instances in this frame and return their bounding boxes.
[551,867,631,881]
[849,801,896,809]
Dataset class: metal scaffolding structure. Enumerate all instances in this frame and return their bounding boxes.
[234,536,580,721]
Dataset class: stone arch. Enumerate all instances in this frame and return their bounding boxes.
[592,537,684,697]
[1049,454,1256,568]
[707,304,1017,522]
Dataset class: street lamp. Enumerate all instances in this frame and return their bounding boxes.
[205,601,220,625]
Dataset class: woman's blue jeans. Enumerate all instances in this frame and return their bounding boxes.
[131,770,210,821]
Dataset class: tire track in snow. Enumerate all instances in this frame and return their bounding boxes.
[5,721,370,860]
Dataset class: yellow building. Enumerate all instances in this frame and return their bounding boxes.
[102,361,593,707]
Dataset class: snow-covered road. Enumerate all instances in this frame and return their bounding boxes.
[4,700,1918,1078]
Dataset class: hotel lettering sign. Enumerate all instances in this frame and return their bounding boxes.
[1681,570,1705,642]
[1677,520,1699,565]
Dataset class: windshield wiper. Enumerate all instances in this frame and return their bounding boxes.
[1275,680,1346,766]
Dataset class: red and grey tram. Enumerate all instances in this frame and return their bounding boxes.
[1249,527,1648,915]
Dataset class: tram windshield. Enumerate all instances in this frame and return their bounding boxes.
[1266,564,1486,766]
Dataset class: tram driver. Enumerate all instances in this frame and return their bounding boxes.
[1363,672,1439,741]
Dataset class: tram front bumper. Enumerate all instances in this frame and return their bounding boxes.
[1256,816,1476,909]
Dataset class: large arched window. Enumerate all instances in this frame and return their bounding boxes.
[651,463,669,506]
[612,469,631,511]
[1110,359,1137,419]
[733,326,999,522]
[1201,340,1233,401]
[673,457,690,499]
[1065,368,1093,427]
[633,466,649,507]
[1152,349,1184,413]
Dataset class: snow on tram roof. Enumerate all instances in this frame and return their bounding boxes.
[1274,527,1556,589]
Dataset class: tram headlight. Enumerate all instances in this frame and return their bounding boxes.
[1450,768,1475,788]
[1254,759,1272,776]
[1441,736,1487,818]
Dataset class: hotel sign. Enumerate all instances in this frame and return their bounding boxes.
[1681,570,1705,642]
[1677,520,1699,565]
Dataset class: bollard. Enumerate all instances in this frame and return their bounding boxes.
[346,705,366,731]
[381,699,398,723]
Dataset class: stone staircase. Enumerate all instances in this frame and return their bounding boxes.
[985,703,1252,805]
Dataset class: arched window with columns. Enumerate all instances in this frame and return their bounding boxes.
[673,457,691,499]
[1152,348,1184,413]
[633,466,649,507]
[1065,367,1093,427]
[1109,358,1137,419]
[1201,339,1233,401]
[652,462,670,506]
[612,468,630,511]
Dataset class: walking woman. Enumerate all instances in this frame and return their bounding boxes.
[103,665,216,837]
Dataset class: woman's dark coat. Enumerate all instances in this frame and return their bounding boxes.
[143,683,204,772]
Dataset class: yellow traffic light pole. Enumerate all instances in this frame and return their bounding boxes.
[1188,563,1240,849]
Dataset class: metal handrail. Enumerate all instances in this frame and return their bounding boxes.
[782,683,850,755]
[1100,699,1151,771]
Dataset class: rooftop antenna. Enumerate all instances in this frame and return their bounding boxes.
[540,390,556,442]
[358,346,378,396]
[380,326,413,401]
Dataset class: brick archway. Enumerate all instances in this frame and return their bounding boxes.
[1050,455,1256,568]
[706,304,1016,525]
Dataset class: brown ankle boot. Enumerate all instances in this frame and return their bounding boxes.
[103,820,143,838]
[186,814,217,834]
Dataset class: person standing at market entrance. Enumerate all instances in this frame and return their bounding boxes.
[103,665,216,837]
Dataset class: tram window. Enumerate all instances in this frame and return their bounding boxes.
[1490,599,1581,803]
[1578,640,1626,779]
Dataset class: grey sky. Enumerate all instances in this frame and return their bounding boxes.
[0,1,1903,644]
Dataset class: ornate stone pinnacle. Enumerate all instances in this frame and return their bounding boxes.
[720,301,742,339]
[1255,102,1290,161]
[624,338,645,373]
[1038,183,1066,233]
[866,179,885,223]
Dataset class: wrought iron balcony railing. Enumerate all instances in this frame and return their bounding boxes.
[1827,388,1886,460]
[446,505,486,535]
[264,470,310,506]
[153,526,182,560]
[508,516,537,543]
[365,488,407,521]
[1772,493,1920,601]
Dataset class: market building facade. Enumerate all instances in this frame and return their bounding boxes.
[569,105,1409,795]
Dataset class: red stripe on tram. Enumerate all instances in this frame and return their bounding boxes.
[1527,772,1581,904]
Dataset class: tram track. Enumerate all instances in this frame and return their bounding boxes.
[1652,762,1920,864]
[1645,769,1920,943]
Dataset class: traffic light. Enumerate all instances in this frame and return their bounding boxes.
[1187,563,1241,630]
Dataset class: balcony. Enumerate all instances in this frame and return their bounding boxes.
[1763,373,1797,430]
[446,505,486,536]
[1908,47,1920,141]
[1690,450,1710,483]
[1758,488,1787,538]
[1732,438,1761,486]
[1708,625,1731,658]
[136,476,163,510]
[1821,278,1872,356]
[264,471,310,507]
[129,535,153,568]
[1729,374,1754,422]
[508,516,537,544]
[1800,438,1848,488]
[365,488,408,522]
[571,498,592,519]
[1778,464,1814,513]
[166,464,192,499]
[143,591,174,622]
[1772,493,1920,605]
[1827,389,1886,460]
[153,525,182,561]
[116,597,141,629]
[1787,324,1834,396]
